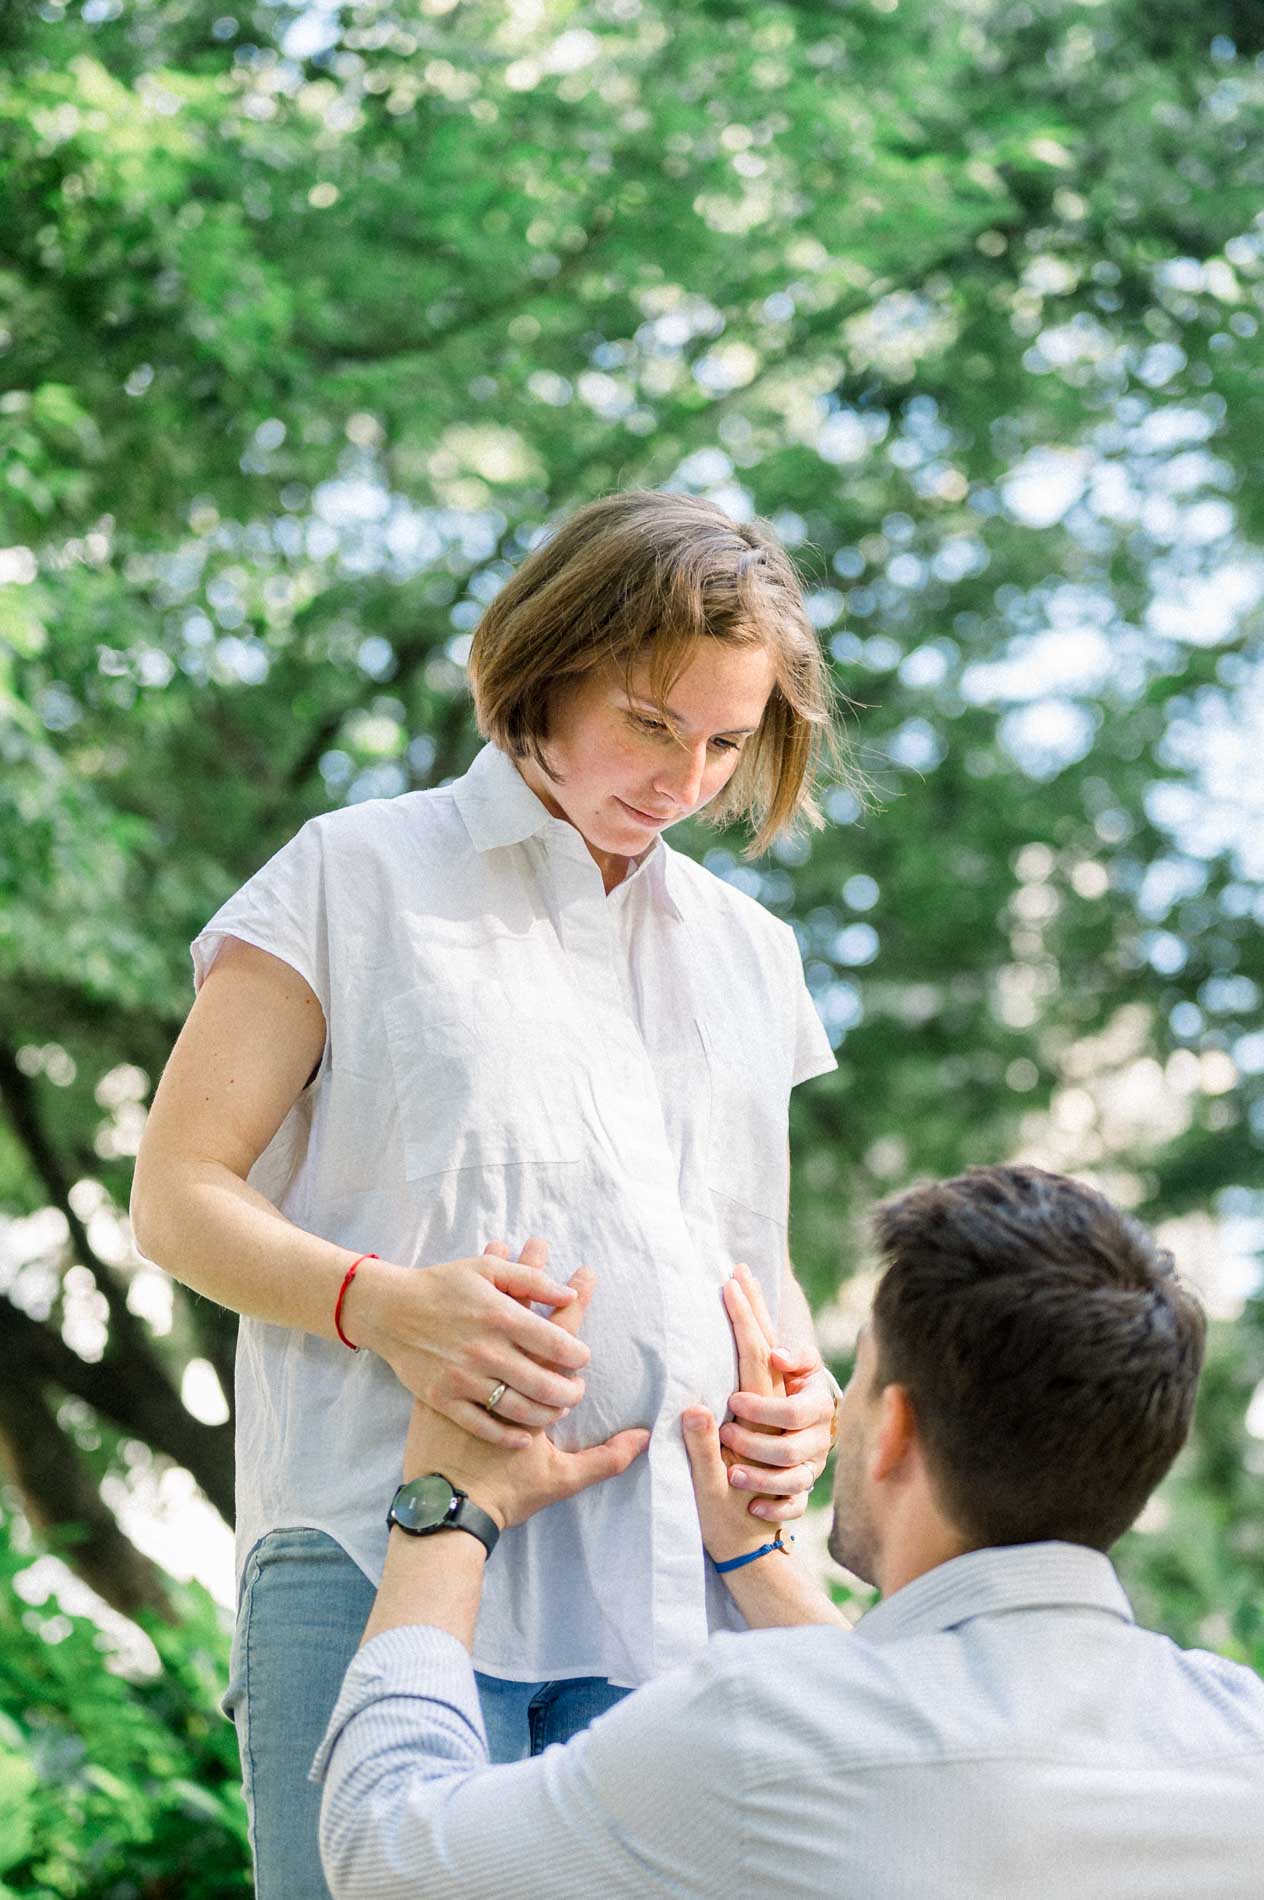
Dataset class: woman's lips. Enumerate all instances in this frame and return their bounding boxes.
[617,797,673,826]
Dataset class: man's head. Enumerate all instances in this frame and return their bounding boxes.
[829,1165,1206,1586]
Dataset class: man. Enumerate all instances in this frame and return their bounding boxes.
[313,1166,1264,1896]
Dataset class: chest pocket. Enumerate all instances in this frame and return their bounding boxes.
[384,933,585,1180]
[695,1008,792,1225]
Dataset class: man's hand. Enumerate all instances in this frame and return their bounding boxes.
[722,1263,834,1526]
[401,1261,648,1530]
[683,1276,850,1632]
[683,1271,789,1564]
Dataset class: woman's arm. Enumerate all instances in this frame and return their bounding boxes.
[777,1253,822,1363]
[130,938,590,1443]
[131,936,356,1335]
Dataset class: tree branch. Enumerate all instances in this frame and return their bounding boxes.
[0,1045,235,1521]
[0,1043,158,1365]
[0,1343,173,1623]
[0,1297,232,1510]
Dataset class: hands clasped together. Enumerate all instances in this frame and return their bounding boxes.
[392,1237,835,1549]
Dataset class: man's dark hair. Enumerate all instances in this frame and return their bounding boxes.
[870,1165,1206,1552]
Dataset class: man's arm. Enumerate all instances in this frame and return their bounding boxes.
[313,1258,759,1900]
[684,1405,846,1629]
[357,1263,646,1655]
[359,1520,488,1650]
[715,1167,837,1527]
[316,1620,753,1900]
[684,1273,848,1631]
[313,1252,839,1898]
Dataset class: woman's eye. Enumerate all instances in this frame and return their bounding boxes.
[631,714,669,735]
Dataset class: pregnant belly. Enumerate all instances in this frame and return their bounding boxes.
[545,1268,740,1452]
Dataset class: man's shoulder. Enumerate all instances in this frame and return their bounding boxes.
[699,1626,915,1752]
[709,1612,1264,1774]
[1135,1626,1264,1741]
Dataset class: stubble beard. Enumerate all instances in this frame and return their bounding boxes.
[827,1440,878,1587]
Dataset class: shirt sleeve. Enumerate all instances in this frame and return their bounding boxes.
[785,930,836,1088]
[313,1626,750,1900]
[190,816,331,1014]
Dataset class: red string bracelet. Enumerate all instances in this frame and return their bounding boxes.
[334,1253,378,1351]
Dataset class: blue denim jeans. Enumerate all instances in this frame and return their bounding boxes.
[223,1527,631,1899]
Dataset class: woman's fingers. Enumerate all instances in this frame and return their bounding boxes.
[726,1459,818,1497]
[747,1492,809,1526]
[726,1387,824,1431]
[484,1387,572,1430]
[468,1245,593,1414]
[477,1334,588,1408]
[770,1344,821,1379]
[487,1282,590,1369]
[480,1238,582,1324]
[444,1397,532,1450]
[720,1418,830,1467]
[732,1261,777,1349]
[722,1277,779,1400]
[485,1258,585,1324]
[548,1267,596,1341]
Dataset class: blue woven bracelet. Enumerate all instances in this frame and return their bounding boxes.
[713,1534,790,1575]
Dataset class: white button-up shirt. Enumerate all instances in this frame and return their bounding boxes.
[192,743,835,1686]
[313,1541,1264,1898]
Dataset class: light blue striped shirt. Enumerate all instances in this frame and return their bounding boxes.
[313,1542,1264,1898]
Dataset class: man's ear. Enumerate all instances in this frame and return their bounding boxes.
[870,1382,917,1483]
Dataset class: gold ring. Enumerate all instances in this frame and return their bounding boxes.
[485,1381,509,1414]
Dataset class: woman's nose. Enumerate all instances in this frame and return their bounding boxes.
[654,743,708,808]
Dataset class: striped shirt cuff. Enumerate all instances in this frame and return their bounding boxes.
[309,1625,488,1785]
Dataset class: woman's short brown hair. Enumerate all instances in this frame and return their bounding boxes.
[468,490,847,856]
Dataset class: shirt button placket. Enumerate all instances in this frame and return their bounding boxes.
[552,842,715,1672]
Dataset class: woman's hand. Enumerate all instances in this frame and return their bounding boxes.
[720,1263,834,1526]
[401,1268,649,1530]
[350,1236,591,1448]
[682,1269,789,1564]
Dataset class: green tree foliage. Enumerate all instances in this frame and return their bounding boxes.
[0,1504,249,1897]
[1,0,1262,1870]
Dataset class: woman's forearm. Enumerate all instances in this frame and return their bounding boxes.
[779,1255,819,1359]
[128,1158,585,1443]
[129,1154,405,1350]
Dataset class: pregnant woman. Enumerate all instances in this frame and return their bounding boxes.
[130,489,844,1898]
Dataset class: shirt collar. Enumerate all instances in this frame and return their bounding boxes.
[628,834,686,923]
[451,742,556,852]
[451,743,686,922]
[853,1542,1135,1648]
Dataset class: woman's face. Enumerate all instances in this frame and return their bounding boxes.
[520,638,776,881]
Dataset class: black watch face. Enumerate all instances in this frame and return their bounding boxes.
[393,1474,457,1533]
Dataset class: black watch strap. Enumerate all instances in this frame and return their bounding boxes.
[443,1493,500,1558]
[387,1475,501,1559]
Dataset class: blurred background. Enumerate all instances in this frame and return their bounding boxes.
[1,0,1261,1888]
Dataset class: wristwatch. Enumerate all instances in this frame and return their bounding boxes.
[386,1473,501,1558]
